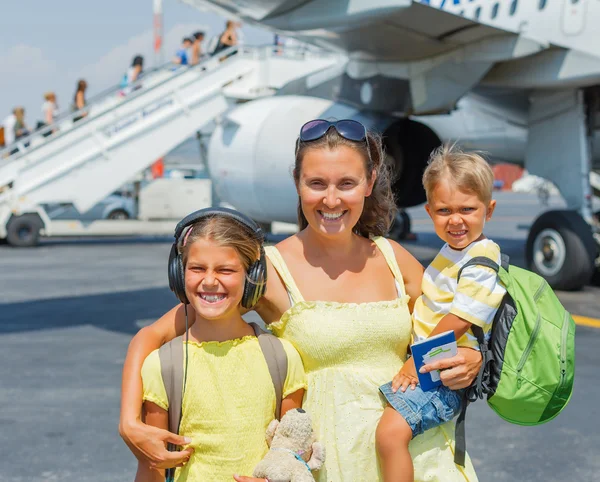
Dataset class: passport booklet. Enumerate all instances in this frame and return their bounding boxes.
[411,331,457,391]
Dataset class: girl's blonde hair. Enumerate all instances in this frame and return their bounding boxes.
[423,144,494,204]
[178,215,261,269]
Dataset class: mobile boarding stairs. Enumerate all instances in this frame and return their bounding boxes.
[0,45,342,246]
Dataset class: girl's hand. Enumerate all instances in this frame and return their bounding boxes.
[391,357,419,393]
[120,419,194,469]
[419,347,482,390]
[233,476,267,482]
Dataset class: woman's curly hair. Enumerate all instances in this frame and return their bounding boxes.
[293,126,396,238]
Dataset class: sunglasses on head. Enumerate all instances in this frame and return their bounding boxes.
[299,119,367,143]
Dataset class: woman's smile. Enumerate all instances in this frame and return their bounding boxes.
[318,210,348,222]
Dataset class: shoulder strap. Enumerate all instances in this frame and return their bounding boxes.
[159,335,185,482]
[264,246,305,303]
[250,322,288,420]
[372,236,407,297]
[457,254,509,282]
[159,336,185,435]
[454,253,508,467]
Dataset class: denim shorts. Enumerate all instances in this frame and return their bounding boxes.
[380,381,463,438]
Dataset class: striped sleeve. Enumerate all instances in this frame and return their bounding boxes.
[450,244,506,335]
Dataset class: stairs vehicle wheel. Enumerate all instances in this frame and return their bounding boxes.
[6,214,44,248]
[107,209,130,220]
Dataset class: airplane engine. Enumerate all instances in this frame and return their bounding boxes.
[208,95,441,224]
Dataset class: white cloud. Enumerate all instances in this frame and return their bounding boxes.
[0,45,61,121]
[0,44,58,77]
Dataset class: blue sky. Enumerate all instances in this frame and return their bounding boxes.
[0,0,272,123]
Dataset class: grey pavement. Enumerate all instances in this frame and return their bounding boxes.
[0,192,598,481]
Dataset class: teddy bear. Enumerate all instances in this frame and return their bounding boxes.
[253,408,325,482]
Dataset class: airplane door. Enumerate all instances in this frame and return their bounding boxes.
[561,0,587,36]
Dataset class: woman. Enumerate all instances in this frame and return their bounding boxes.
[121,55,144,95]
[39,92,58,135]
[120,120,483,481]
[190,31,204,65]
[72,79,88,122]
[13,107,30,141]
[3,107,30,154]
[213,20,239,55]
[42,92,58,125]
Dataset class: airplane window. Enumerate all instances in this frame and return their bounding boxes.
[475,6,481,19]
[539,0,547,10]
[510,0,518,16]
[491,3,499,19]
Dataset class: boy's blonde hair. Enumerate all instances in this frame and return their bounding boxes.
[423,144,494,204]
[178,215,261,269]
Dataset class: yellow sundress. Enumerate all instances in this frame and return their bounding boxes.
[265,236,478,482]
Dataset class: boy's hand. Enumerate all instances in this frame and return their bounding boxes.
[392,357,419,393]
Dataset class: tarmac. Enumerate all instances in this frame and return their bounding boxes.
[0,192,598,481]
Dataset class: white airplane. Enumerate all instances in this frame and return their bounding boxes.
[180,0,600,290]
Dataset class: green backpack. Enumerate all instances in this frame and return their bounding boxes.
[454,254,576,466]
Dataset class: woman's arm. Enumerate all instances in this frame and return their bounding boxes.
[134,402,170,482]
[44,106,53,125]
[191,45,200,65]
[75,91,85,110]
[389,239,424,313]
[281,389,304,416]
[221,31,236,47]
[120,304,196,466]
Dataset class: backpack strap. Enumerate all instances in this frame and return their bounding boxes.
[456,255,508,345]
[454,254,508,467]
[249,322,288,420]
[159,335,186,435]
[158,335,185,482]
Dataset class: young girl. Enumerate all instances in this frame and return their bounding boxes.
[135,209,306,482]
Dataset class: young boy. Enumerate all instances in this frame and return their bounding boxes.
[173,37,193,66]
[376,145,507,482]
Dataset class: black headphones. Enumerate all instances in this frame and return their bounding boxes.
[168,207,267,309]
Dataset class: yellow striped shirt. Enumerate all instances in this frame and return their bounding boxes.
[413,238,506,349]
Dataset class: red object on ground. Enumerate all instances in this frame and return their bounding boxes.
[151,158,164,178]
[492,163,524,190]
